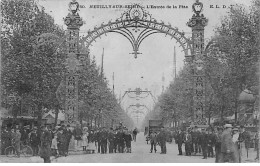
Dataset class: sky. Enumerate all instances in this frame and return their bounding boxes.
[37,0,252,126]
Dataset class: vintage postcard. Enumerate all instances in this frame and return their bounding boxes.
[0,0,259,163]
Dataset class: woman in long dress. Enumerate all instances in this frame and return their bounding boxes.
[82,127,89,151]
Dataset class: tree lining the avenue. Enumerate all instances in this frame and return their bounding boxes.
[1,0,134,128]
[143,1,259,128]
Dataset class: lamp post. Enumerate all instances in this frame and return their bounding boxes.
[187,0,208,125]
[64,0,83,125]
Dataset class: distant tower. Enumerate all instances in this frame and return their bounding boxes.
[162,73,165,93]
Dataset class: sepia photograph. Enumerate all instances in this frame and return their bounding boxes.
[0,0,259,163]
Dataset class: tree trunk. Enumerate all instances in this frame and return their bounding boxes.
[54,107,59,126]
[90,116,93,128]
[37,104,43,129]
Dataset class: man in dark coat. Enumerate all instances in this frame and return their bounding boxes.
[1,126,11,155]
[175,128,184,155]
[157,127,167,154]
[207,128,215,158]
[40,126,52,163]
[95,129,102,153]
[124,130,132,153]
[220,124,239,163]
[29,127,40,156]
[108,128,115,153]
[117,129,125,153]
[184,129,193,156]
[57,128,67,156]
[133,128,137,142]
[238,125,251,161]
[150,131,157,153]
[100,128,108,154]
[214,127,223,162]
[63,125,73,155]
[73,124,83,149]
[20,126,29,145]
[191,126,200,155]
[199,128,208,159]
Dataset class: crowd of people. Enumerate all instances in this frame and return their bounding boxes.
[171,124,259,162]
[146,124,259,163]
[0,123,138,163]
[1,122,259,163]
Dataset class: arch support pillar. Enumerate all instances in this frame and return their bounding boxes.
[187,0,208,125]
[64,0,83,125]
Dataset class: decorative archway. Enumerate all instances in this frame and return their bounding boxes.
[64,0,208,126]
[81,5,192,59]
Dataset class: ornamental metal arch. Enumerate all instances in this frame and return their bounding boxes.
[81,4,193,59]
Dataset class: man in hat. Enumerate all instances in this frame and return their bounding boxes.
[1,126,11,155]
[199,128,208,159]
[238,125,251,161]
[214,127,223,162]
[63,125,73,155]
[133,127,138,142]
[20,126,29,145]
[73,123,83,150]
[184,128,192,156]
[150,131,157,153]
[39,126,52,163]
[219,124,238,163]
[108,128,115,153]
[191,126,200,155]
[207,128,215,158]
[157,126,167,154]
[100,127,108,154]
[175,128,184,155]
[232,127,240,162]
[29,127,40,156]
[57,127,67,156]
[12,128,21,157]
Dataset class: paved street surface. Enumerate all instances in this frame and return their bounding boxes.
[0,132,258,163]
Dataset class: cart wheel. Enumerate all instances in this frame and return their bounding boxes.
[5,146,16,157]
[21,145,33,157]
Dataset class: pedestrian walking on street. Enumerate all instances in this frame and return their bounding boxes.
[57,128,67,156]
[117,129,125,153]
[158,127,167,154]
[13,129,21,158]
[51,134,59,157]
[232,127,241,162]
[199,128,208,159]
[39,126,52,163]
[150,131,157,153]
[214,127,223,163]
[29,127,40,156]
[108,128,115,153]
[82,127,89,151]
[175,128,184,155]
[191,126,200,155]
[1,126,11,155]
[133,128,138,142]
[238,125,251,161]
[219,124,239,163]
[73,124,83,150]
[100,127,108,154]
[125,130,132,153]
[207,128,215,158]
[64,125,73,155]
[184,129,192,156]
